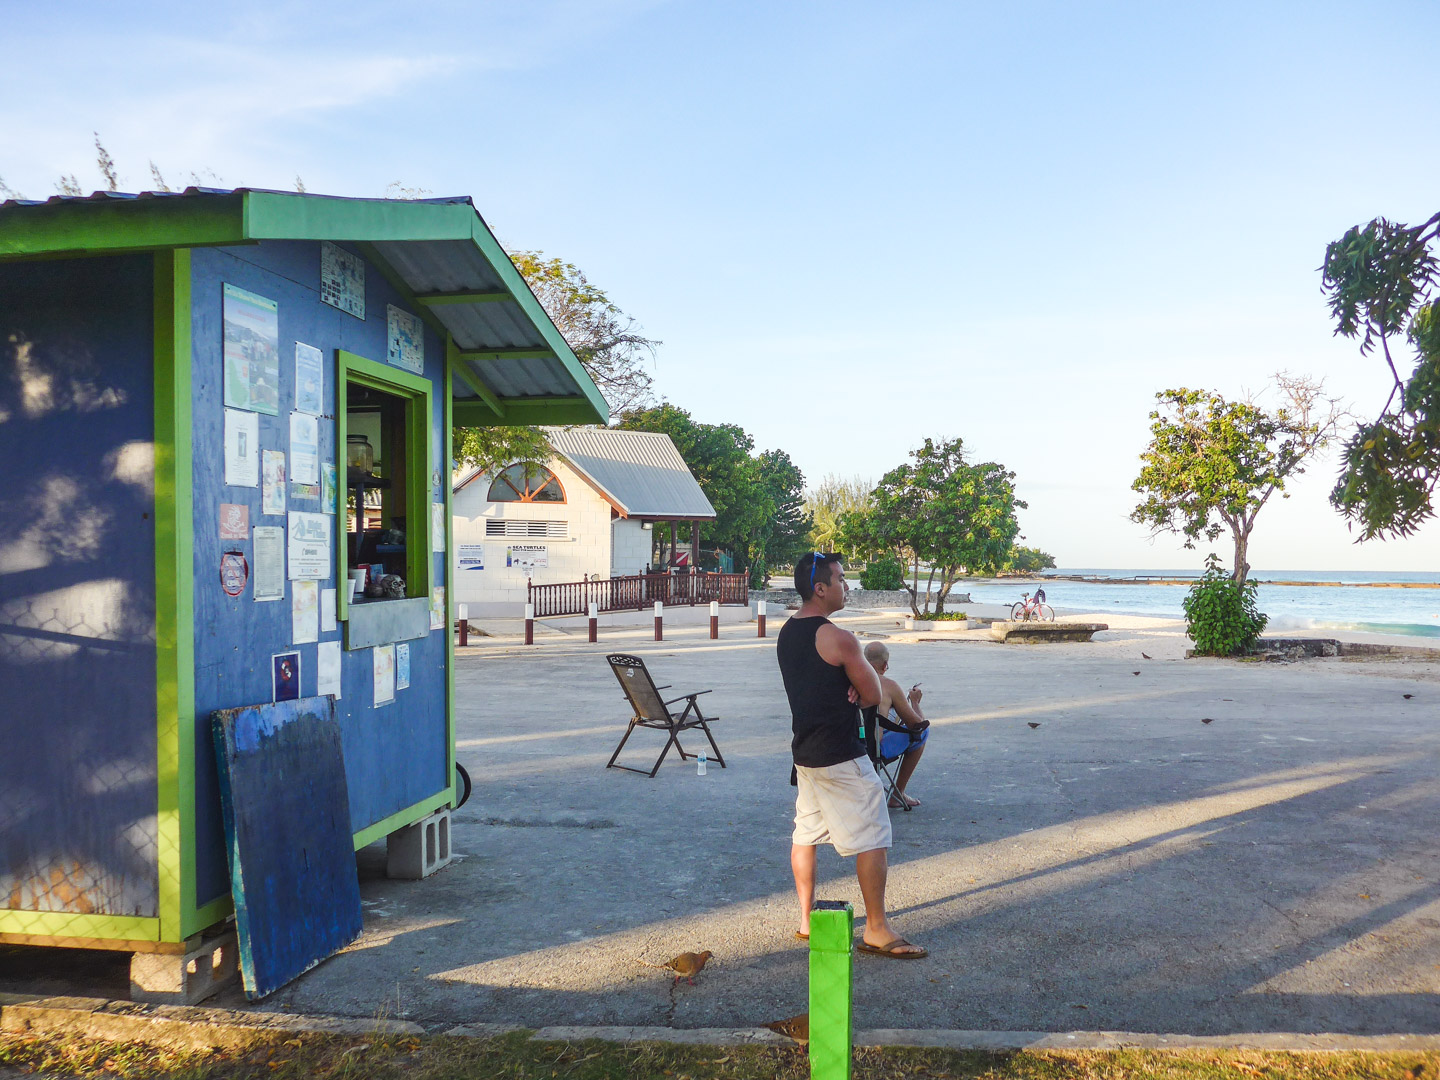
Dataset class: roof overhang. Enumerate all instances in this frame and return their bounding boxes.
[0,188,608,427]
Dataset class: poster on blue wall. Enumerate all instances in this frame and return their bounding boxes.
[223,284,280,415]
[386,304,424,374]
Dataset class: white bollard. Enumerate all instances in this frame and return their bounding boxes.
[653,600,663,641]
[588,601,598,643]
[757,599,767,638]
[709,600,719,640]
[524,602,535,645]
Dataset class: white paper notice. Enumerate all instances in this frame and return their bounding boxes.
[396,642,410,690]
[224,409,259,487]
[320,588,337,632]
[294,342,324,416]
[317,640,342,700]
[292,580,319,644]
[252,526,285,601]
[261,450,286,515]
[373,644,395,706]
[431,501,446,552]
[289,412,319,484]
[287,511,331,580]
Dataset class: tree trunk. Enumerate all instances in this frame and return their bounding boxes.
[924,566,937,615]
[907,554,921,618]
[934,569,954,614]
[1231,528,1250,586]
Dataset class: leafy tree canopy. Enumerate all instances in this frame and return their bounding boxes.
[1321,213,1440,538]
[617,403,802,586]
[1000,545,1057,573]
[1131,377,1341,585]
[840,437,1025,616]
[803,474,873,557]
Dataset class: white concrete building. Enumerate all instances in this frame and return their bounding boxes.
[452,427,716,616]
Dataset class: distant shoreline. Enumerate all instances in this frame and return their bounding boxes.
[1031,575,1440,589]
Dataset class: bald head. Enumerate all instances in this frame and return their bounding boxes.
[863,641,889,669]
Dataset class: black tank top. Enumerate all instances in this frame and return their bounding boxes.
[776,616,865,768]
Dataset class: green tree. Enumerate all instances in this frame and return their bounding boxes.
[840,437,1025,616]
[1321,213,1440,538]
[1000,545,1057,573]
[803,474,872,556]
[616,403,771,580]
[1131,377,1342,585]
[751,449,812,588]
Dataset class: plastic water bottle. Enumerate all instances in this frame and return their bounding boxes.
[697,751,708,776]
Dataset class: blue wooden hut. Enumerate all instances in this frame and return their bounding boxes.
[0,189,606,982]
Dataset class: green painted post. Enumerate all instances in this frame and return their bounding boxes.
[808,900,854,1080]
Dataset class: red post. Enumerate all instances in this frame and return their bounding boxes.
[757,599,767,638]
[588,601,598,644]
[709,600,719,640]
[524,602,534,646]
[654,601,663,641]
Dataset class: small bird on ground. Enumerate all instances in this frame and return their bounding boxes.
[762,1013,809,1043]
[1404,693,1414,699]
[1141,652,1152,659]
[1027,722,1041,729]
[1132,671,1141,676]
[635,951,712,985]
[1201,718,1214,724]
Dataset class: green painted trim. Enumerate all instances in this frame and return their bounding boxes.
[351,789,451,851]
[0,910,161,942]
[467,218,608,425]
[454,347,556,360]
[454,398,603,427]
[417,290,511,306]
[243,191,476,242]
[182,894,233,938]
[449,341,505,418]
[336,351,432,622]
[443,337,457,813]
[153,249,195,945]
[0,194,245,259]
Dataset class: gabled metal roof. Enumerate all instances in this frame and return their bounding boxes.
[0,187,606,426]
[545,428,715,519]
[454,427,715,520]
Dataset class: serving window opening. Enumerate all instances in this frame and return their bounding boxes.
[337,352,432,620]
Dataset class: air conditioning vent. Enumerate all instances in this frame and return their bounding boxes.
[485,519,567,538]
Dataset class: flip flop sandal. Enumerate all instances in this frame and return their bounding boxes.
[795,931,809,941]
[857,937,928,959]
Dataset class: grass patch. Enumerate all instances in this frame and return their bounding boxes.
[1,1030,1437,1080]
[914,612,968,621]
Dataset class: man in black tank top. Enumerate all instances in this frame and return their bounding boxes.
[775,553,928,960]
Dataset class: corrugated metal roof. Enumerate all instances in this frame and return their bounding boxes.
[0,187,606,418]
[544,428,715,519]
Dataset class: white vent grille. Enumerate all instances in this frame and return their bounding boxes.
[485,519,567,538]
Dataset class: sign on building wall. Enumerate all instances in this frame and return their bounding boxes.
[506,544,548,571]
[458,544,485,571]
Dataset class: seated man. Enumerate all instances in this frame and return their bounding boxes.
[862,642,929,808]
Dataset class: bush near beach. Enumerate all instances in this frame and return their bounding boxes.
[1183,554,1268,656]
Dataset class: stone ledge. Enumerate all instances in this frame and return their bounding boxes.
[0,995,422,1052]
[7,996,1440,1054]
[990,621,1109,643]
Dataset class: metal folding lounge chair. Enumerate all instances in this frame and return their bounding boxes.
[605,653,725,777]
[864,705,918,812]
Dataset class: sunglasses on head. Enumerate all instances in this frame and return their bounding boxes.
[809,552,828,590]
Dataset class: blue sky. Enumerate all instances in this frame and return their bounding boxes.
[6,1,1440,570]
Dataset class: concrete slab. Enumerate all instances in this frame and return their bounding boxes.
[11,606,1440,1039]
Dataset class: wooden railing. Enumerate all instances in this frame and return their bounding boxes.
[528,572,749,618]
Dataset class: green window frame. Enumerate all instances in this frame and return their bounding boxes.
[335,350,432,621]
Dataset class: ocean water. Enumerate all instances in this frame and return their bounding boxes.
[951,568,1440,640]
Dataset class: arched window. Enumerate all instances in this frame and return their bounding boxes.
[487,462,566,503]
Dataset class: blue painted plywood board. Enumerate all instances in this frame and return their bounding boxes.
[211,695,362,999]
